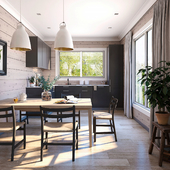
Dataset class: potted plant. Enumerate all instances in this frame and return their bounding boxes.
[39,75,60,101]
[137,61,170,125]
[28,76,35,87]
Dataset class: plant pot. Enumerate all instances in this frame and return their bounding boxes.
[41,91,52,101]
[30,83,35,87]
[155,112,170,125]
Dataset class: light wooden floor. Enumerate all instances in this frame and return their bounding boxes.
[0,110,170,170]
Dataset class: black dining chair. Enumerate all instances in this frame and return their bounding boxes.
[0,106,26,161]
[40,106,78,161]
[93,96,118,142]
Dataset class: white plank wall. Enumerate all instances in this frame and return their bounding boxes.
[0,6,42,120]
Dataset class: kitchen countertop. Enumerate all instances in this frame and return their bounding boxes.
[27,85,109,88]
[54,84,109,86]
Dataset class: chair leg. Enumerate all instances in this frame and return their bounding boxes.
[45,132,48,149]
[41,131,44,161]
[109,120,113,132]
[112,119,117,142]
[78,111,80,129]
[76,126,78,149]
[93,117,96,142]
[72,129,75,161]
[61,112,63,122]
[166,133,170,145]
[93,116,94,133]
[24,122,26,149]
[11,131,15,161]
[20,111,22,122]
[57,112,59,122]
[27,115,29,124]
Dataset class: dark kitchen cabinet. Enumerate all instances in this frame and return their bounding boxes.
[108,44,124,108]
[26,37,51,70]
[26,87,55,98]
[92,86,110,108]
[55,86,92,99]
[81,86,92,98]
[27,86,111,108]
[26,87,43,98]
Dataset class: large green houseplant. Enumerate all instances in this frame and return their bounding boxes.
[39,75,60,101]
[137,61,170,125]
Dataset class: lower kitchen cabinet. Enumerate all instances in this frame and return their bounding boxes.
[26,86,110,108]
[92,86,110,108]
[26,87,55,98]
[55,86,92,98]
[26,88,43,98]
[55,86,109,108]
[81,86,92,98]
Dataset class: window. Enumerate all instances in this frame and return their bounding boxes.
[59,51,104,77]
[135,29,152,108]
[60,52,80,77]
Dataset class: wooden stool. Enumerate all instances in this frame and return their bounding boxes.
[149,122,170,166]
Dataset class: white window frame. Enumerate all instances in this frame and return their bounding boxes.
[55,48,107,81]
[132,19,152,114]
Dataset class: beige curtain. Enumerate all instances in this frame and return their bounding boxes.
[150,0,170,138]
[124,31,132,118]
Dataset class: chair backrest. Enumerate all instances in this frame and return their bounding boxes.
[40,106,76,129]
[61,93,81,98]
[108,96,118,117]
[0,106,16,129]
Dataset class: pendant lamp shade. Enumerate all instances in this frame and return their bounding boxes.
[54,22,73,51]
[10,23,31,51]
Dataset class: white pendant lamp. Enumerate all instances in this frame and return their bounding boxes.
[54,0,73,51]
[10,0,31,51]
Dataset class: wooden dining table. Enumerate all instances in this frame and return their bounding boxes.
[0,98,93,147]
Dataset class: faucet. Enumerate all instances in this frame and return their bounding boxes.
[67,78,70,85]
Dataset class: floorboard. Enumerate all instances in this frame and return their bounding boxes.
[0,110,169,170]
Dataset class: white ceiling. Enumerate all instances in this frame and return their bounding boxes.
[2,0,156,41]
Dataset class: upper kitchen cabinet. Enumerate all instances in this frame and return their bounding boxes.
[26,36,51,70]
[108,44,124,108]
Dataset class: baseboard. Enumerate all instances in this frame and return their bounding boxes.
[134,117,149,132]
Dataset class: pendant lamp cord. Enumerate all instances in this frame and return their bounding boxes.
[20,0,21,23]
[63,0,64,23]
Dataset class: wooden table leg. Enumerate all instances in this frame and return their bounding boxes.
[159,131,165,167]
[88,108,92,147]
[149,125,157,154]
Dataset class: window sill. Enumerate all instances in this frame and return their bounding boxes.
[57,78,107,81]
[133,103,150,117]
